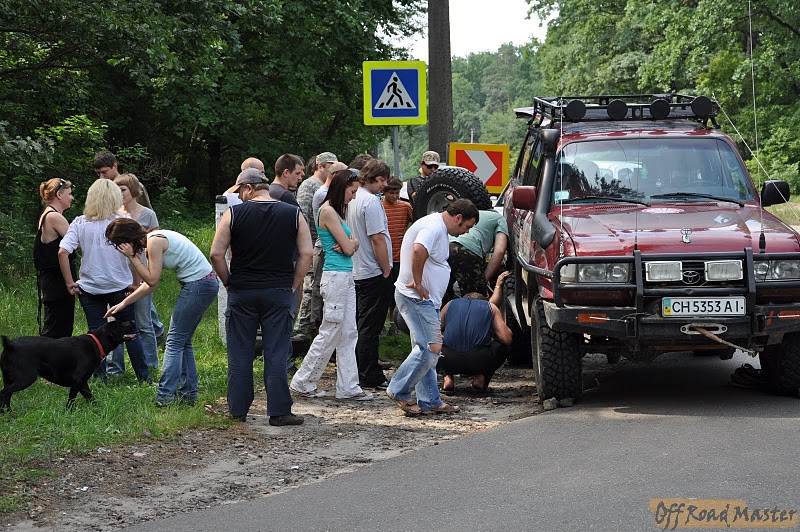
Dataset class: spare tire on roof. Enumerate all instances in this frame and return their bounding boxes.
[412,167,492,220]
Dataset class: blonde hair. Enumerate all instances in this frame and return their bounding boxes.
[39,178,71,205]
[113,173,142,199]
[84,179,122,221]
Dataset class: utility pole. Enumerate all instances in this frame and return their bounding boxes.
[428,0,453,158]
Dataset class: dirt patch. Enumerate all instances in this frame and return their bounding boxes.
[3,361,548,531]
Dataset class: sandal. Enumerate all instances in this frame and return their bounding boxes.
[386,390,421,414]
[421,402,460,415]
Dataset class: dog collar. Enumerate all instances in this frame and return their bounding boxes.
[87,333,106,360]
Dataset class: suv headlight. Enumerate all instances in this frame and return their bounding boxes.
[705,260,743,281]
[645,261,682,282]
[560,263,630,283]
[754,260,800,280]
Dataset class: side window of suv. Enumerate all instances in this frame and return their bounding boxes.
[514,131,535,183]
[518,130,542,186]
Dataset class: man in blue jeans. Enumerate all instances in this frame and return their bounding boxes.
[387,199,479,415]
[210,168,313,426]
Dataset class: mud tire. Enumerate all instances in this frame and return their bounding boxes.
[760,333,800,396]
[531,299,583,403]
[412,167,492,220]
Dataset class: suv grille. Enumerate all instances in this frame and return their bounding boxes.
[642,260,742,288]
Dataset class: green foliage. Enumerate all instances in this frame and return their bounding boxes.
[528,0,800,192]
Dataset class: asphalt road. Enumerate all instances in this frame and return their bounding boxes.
[127,351,800,532]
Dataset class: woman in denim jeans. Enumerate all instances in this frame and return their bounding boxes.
[104,218,218,406]
[290,169,373,401]
[58,179,150,382]
[112,172,160,371]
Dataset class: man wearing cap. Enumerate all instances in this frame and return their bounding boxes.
[270,154,305,207]
[210,168,314,426]
[293,152,338,345]
[407,150,440,208]
[223,157,266,207]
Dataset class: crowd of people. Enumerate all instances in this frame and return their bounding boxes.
[32,149,513,427]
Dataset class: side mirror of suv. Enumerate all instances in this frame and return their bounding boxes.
[512,186,538,211]
[761,180,791,207]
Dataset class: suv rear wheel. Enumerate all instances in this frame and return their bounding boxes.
[531,298,583,403]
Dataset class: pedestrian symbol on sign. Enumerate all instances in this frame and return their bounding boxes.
[375,72,416,110]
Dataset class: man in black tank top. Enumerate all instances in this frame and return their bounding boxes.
[211,169,314,426]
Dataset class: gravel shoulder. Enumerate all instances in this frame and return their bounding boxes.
[4,361,551,531]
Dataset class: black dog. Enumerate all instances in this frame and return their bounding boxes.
[1,320,136,411]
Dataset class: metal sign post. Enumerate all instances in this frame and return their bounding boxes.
[392,126,400,177]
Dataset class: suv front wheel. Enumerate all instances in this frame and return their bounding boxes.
[531,299,583,403]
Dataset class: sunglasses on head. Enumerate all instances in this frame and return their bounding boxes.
[54,179,67,194]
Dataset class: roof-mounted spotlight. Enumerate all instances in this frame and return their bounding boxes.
[564,99,586,121]
[691,95,713,117]
[607,99,628,120]
[649,98,670,120]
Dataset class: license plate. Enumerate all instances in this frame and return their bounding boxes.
[662,297,746,317]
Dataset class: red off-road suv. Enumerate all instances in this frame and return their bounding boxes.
[504,94,800,402]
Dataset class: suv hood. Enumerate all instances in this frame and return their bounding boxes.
[557,203,800,255]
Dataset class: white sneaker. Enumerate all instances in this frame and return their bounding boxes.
[337,391,374,401]
[290,387,327,398]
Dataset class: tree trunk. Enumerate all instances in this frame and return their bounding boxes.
[208,136,223,202]
[428,0,453,160]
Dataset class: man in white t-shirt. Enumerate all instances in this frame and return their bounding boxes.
[386,199,479,415]
[346,159,393,389]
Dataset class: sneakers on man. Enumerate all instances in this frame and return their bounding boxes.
[269,414,304,426]
[289,386,327,399]
[337,391,374,401]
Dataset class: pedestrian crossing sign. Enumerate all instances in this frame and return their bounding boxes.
[363,61,427,126]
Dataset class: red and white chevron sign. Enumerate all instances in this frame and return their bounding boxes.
[449,142,510,194]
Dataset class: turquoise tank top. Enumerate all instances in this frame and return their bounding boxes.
[316,205,354,272]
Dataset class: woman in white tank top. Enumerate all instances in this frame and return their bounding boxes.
[104,218,218,406]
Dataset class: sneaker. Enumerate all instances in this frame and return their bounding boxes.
[269,413,304,426]
[337,391,374,401]
[155,399,174,408]
[365,380,390,390]
[289,386,327,399]
[421,402,460,415]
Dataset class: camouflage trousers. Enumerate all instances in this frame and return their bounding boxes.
[293,246,324,340]
[446,242,487,302]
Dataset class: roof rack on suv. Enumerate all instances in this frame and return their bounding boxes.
[514,94,719,128]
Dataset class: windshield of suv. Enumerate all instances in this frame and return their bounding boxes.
[552,138,757,205]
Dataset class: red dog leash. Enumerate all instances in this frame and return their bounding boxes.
[87,333,106,360]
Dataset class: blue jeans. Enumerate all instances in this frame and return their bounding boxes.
[226,286,293,417]
[387,290,444,411]
[151,299,164,337]
[157,276,218,404]
[136,294,159,368]
[106,293,158,372]
[78,290,149,382]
